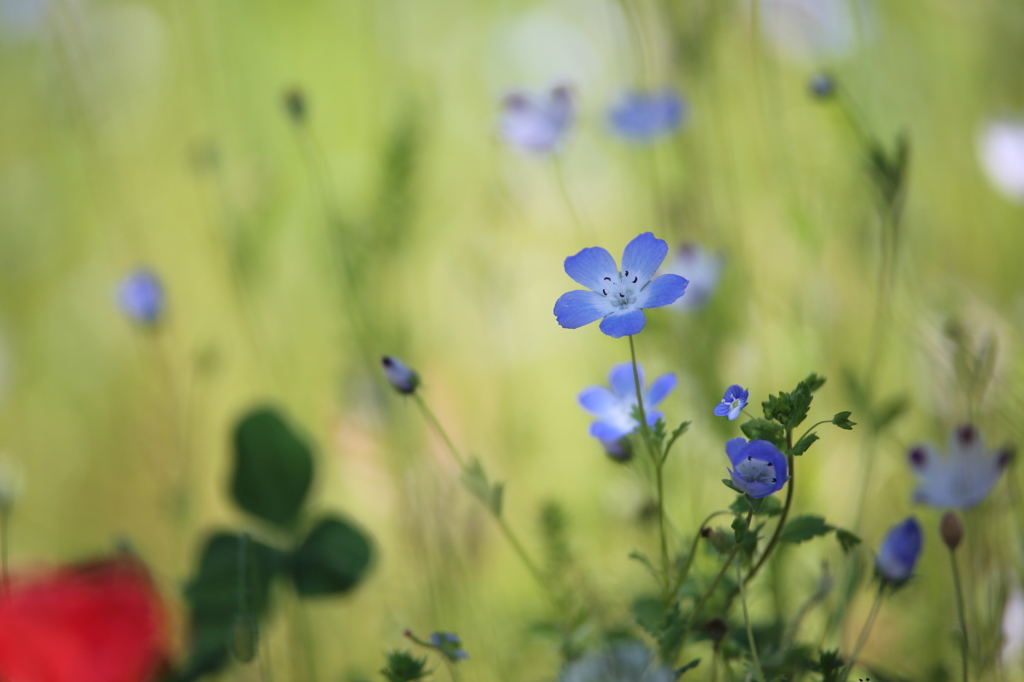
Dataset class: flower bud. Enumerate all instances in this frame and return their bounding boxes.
[382,356,419,394]
[118,269,164,326]
[876,516,922,584]
[283,87,307,124]
[941,511,963,551]
[808,73,836,99]
[600,437,632,463]
[703,526,733,555]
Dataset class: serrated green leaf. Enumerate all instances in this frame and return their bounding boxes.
[789,432,819,457]
[779,515,836,544]
[752,496,783,517]
[677,659,701,676]
[740,419,786,449]
[628,551,660,584]
[786,381,814,428]
[729,495,752,515]
[662,420,692,463]
[832,411,856,430]
[835,528,863,554]
[287,516,373,596]
[803,373,827,393]
[231,408,314,528]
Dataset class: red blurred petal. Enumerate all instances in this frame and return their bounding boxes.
[0,557,169,682]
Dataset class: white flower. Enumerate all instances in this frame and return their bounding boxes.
[662,243,723,312]
[978,120,1024,204]
[560,643,673,682]
[908,425,1012,509]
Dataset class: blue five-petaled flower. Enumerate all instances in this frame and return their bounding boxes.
[725,438,787,498]
[578,362,676,443]
[714,385,749,421]
[554,233,689,338]
[430,632,469,662]
[875,516,922,584]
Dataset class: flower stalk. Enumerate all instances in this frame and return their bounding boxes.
[840,584,885,682]
[743,428,795,587]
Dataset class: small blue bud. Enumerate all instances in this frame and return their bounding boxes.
[382,356,419,394]
[118,268,164,325]
[876,516,922,584]
[809,73,836,99]
[600,437,633,463]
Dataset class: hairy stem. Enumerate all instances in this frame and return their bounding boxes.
[841,585,885,682]
[738,561,765,682]
[950,548,969,682]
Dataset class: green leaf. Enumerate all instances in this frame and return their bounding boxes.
[174,533,286,681]
[789,432,819,457]
[460,458,503,517]
[831,411,856,430]
[288,516,373,596]
[740,419,786,449]
[871,396,907,434]
[677,659,701,676]
[751,496,783,517]
[628,550,660,584]
[731,515,749,542]
[232,408,314,528]
[721,478,741,493]
[835,528,863,554]
[662,420,692,463]
[381,650,429,682]
[802,373,827,393]
[779,515,836,544]
[786,381,814,428]
[729,495,752,515]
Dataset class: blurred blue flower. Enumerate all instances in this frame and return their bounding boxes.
[429,632,468,662]
[808,72,835,99]
[725,438,787,498]
[599,436,633,463]
[978,120,1024,204]
[118,269,164,325]
[714,385,749,421]
[382,356,420,395]
[579,363,676,443]
[608,89,686,141]
[663,243,723,312]
[559,642,673,682]
[908,425,1012,510]
[875,516,922,584]
[554,232,688,338]
[499,85,573,154]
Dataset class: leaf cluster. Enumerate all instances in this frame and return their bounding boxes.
[380,650,429,682]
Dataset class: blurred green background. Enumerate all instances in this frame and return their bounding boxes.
[1,0,1023,679]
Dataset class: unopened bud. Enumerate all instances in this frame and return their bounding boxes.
[808,72,835,100]
[382,356,419,394]
[703,526,733,554]
[600,437,632,463]
[941,511,963,551]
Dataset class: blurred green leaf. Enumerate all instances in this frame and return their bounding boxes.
[461,457,504,517]
[871,396,907,433]
[677,659,701,676]
[232,408,314,528]
[288,516,373,596]
[740,419,786,449]
[831,411,856,430]
[780,515,835,544]
[836,528,863,554]
[789,432,819,457]
[380,650,429,682]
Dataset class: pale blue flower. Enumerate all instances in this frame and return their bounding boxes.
[554,232,688,338]
[714,385,749,421]
[430,632,468,661]
[876,516,922,584]
[908,425,1012,510]
[559,642,673,682]
[608,89,685,141]
[578,363,676,443]
[663,243,723,311]
[499,85,573,154]
[118,268,164,325]
[725,438,787,498]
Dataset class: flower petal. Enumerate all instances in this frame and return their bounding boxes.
[727,404,743,421]
[620,232,668,285]
[745,440,788,477]
[636,274,688,309]
[608,362,643,399]
[599,308,646,338]
[725,437,748,466]
[714,403,731,417]
[577,386,617,418]
[554,290,612,329]
[590,420,631,442]
[646,374,677,407]
[564,247,619,291]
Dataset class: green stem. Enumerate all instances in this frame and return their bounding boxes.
[795,420,831,448]
[670,511,733,598]
[412,393,466,469]
[950,548,969,682]
[737,561,765,682]
[840,585,885,682]
[744,429,794,586]
[629,335,669,596]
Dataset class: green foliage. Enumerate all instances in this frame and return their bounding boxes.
[867,132,910,212]
[831,411,857,430]
[662,420,692,463]
[871,396,908,434]
[836,528,863,554]
[232,408,314,529]
[288,516,373,596]
[461,458,504,516]
[628,550,660,584]
[813,649,845,682]
[380,650,429,682]
[779,515,836,544]
[677,659,701,676]
[740,419,786,449]
[540,501,572,575]
[789,432,820,456]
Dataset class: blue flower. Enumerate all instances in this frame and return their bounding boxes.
[554,232,689,338]
[118,268,164,325]
[663,243,724,311]
[579,362,676,443]
[808,72,835,99]
[714,385,749,421]
[725,438,787,498]
[429,632,468,662]
[875,516,922,584]
[499,85,574,154]
[608,89,686,141]
[907,425,1012,510]
[382,356,420,395]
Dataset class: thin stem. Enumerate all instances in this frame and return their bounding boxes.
[670,510,733,598]
[737,561,765,682]
[795,420,831,449]
[412,393,466,469]
[950,548,969,682]
[629,335,668,594]
[552,158,589,239]
[744,429,794,586]
[841,585,885,682]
